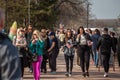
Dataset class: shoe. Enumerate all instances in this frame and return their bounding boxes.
[104,73,108,77]
[96,65,98,68]
[68,73,72,77]
[29,69,32,73]
[86,72,89,77]
[82,72,86,77]
[50,71,56,74]
[41,69,43,72]
[65,72,69,77]
[44,70,47,73]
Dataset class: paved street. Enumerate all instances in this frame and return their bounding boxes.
[23,51,120,80]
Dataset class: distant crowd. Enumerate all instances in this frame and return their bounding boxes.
[10,24,120,79]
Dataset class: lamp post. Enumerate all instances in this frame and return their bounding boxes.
[86,0,90,28]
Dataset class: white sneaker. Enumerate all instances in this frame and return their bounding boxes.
[68,73,72,77]
[29,69,32,73]
[104,73,108,77]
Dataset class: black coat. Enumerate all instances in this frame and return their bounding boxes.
[117,36,120,66]
[43,37,50,59]
[97,34,113,55]
[111,37,117,53]
[0,33,21,80]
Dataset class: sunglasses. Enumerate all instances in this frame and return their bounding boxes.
[41,32,46,33]
[28,28,32,30]
[33,34,37,35]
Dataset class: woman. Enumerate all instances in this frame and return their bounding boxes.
[13,28,27,79]
[63,29,75,77]
[30,30,44,80]
[91,29,101,67]
[76,26,92,77]
[58,29,65,48]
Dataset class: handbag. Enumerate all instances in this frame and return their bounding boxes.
[87,40,93,46]
[32,53,38,62]
[32,44,38,62]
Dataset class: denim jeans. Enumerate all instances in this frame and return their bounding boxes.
[92,48,98,66]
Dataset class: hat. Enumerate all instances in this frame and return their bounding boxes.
[11,21,17,29]
[49,32,55,36]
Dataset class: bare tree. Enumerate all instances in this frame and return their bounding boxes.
[55,0,89,28]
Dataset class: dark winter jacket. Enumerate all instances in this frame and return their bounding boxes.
[43,37,50,58]
[111,37,117,53]
[97,34,113,55]
[0,32,21,80]
[117,36,120,66]
[117,36,120,54]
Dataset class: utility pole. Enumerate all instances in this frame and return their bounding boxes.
[86,0,90,28]
[86,2,89,28]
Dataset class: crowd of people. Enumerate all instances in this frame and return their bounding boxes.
[0,8,120,80]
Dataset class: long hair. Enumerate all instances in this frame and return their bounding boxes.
[77,26,85,34]
[65,29,73,43]
[95,29,100,36]
[31,30,41,40]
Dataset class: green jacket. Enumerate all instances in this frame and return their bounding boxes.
[30,40,44,56]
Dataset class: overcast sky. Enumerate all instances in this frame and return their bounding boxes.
[91,0,120,19]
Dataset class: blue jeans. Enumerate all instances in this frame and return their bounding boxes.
[92,48,98,66]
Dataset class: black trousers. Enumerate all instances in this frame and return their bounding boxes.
[64,55,74,74]
[101,54,110,73]
[76,49,80,66]
[117,52,120,67]
[49,50,59,72]
[78,45,90,73]
[41,54,48,72]
[19,48,26,77]
[20,57,24,77]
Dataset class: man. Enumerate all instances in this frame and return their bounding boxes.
[97,28,114,77]
[117,36,120,67]
[41,28,50,73]
[48,32,59,74]
[58,29,65,48]
[0,8,21,80]
[26,25,33,73]
[26,25,33,45]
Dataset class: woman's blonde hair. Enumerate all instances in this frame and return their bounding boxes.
[17,28,23,36]
[31,30,42,40]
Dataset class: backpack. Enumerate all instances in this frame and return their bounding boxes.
[101,35,112,54]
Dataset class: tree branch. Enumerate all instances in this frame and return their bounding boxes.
[54,0,87,10]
